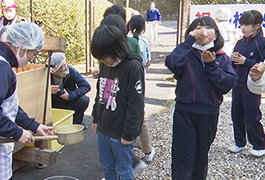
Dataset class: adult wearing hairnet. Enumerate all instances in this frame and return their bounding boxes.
[50,52,91,129]
[215,7,239,56]
[0,22,53,180]
[0,0,26,29]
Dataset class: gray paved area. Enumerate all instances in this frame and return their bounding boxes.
[12,20,177,180]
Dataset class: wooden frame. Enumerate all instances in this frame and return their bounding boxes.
[15,64,52,125]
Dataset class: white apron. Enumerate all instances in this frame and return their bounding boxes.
[0,57,19,179]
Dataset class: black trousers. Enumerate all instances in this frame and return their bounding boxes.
[231,86,265,150]
[171,107,218,180]
[52,95,90,124]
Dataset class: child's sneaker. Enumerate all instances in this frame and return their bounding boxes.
[228,145,247,153]
[133,160,148,175]
[144,147,155,162]
[248,149,265,157]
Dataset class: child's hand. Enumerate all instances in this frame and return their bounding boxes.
[36,124,54,136]
[145,61,151,68]
[121,138,132,145]
[91,123,97,133]
[18,129,35,145]
[189,28,208,41]
[201,50,216,62]
[249,63,265,81]
[230,53,246,65]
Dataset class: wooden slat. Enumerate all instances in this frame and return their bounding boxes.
[13,146,56,165]
[41,36,67,52]
[13,142,24,153]
[12,160,28,172]
[13,64,45,73]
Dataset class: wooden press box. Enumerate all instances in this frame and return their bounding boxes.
[14,64,52,125]
[11,36,68,170]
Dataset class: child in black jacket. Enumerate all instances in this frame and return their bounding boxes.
[90,25,145,180]
[165,16,237,180]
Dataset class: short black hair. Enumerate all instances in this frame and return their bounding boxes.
[239,10,263,36]
[103,5,126,22]
[100,14,126,37]
[129,15,145,41]
[90,25,131,61]
[185,16,224,52]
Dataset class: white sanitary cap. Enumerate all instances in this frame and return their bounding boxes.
[0,22,44,51]
[150,2,155,7]
[50,52,66,73]
[131,10,140,17]
[215,7,232,21]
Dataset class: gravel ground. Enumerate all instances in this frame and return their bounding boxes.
[134,91,265,179]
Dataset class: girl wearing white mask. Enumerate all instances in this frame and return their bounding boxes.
[0,0,26,29]
[165,16,237,180]
[0,22,54,180]
[229,10,265,157]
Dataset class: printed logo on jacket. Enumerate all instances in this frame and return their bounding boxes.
[99,77,119,111]
[99,77,143,111]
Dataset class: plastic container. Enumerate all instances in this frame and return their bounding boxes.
[47,108,74,151]
[43,176,78,180]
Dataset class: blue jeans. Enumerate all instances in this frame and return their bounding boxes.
[97,131,134,180]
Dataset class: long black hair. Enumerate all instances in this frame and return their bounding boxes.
[129,15,145,41]
[90,25,131,61]
[239,10,263,36]
[185,16,224,52]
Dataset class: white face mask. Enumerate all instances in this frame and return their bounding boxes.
[3,11,16,20]
[59,69,69,78]
[192,41,215,51]
[110,58,121,67]
[243,30,256,38]
[16,48,28,67]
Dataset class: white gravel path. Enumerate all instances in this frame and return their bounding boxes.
[134,91,265,180]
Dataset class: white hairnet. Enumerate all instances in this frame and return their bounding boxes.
[215,7,232,21]
[131,10,140,17]
[0,22,44,51]
[50,52,66,73]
